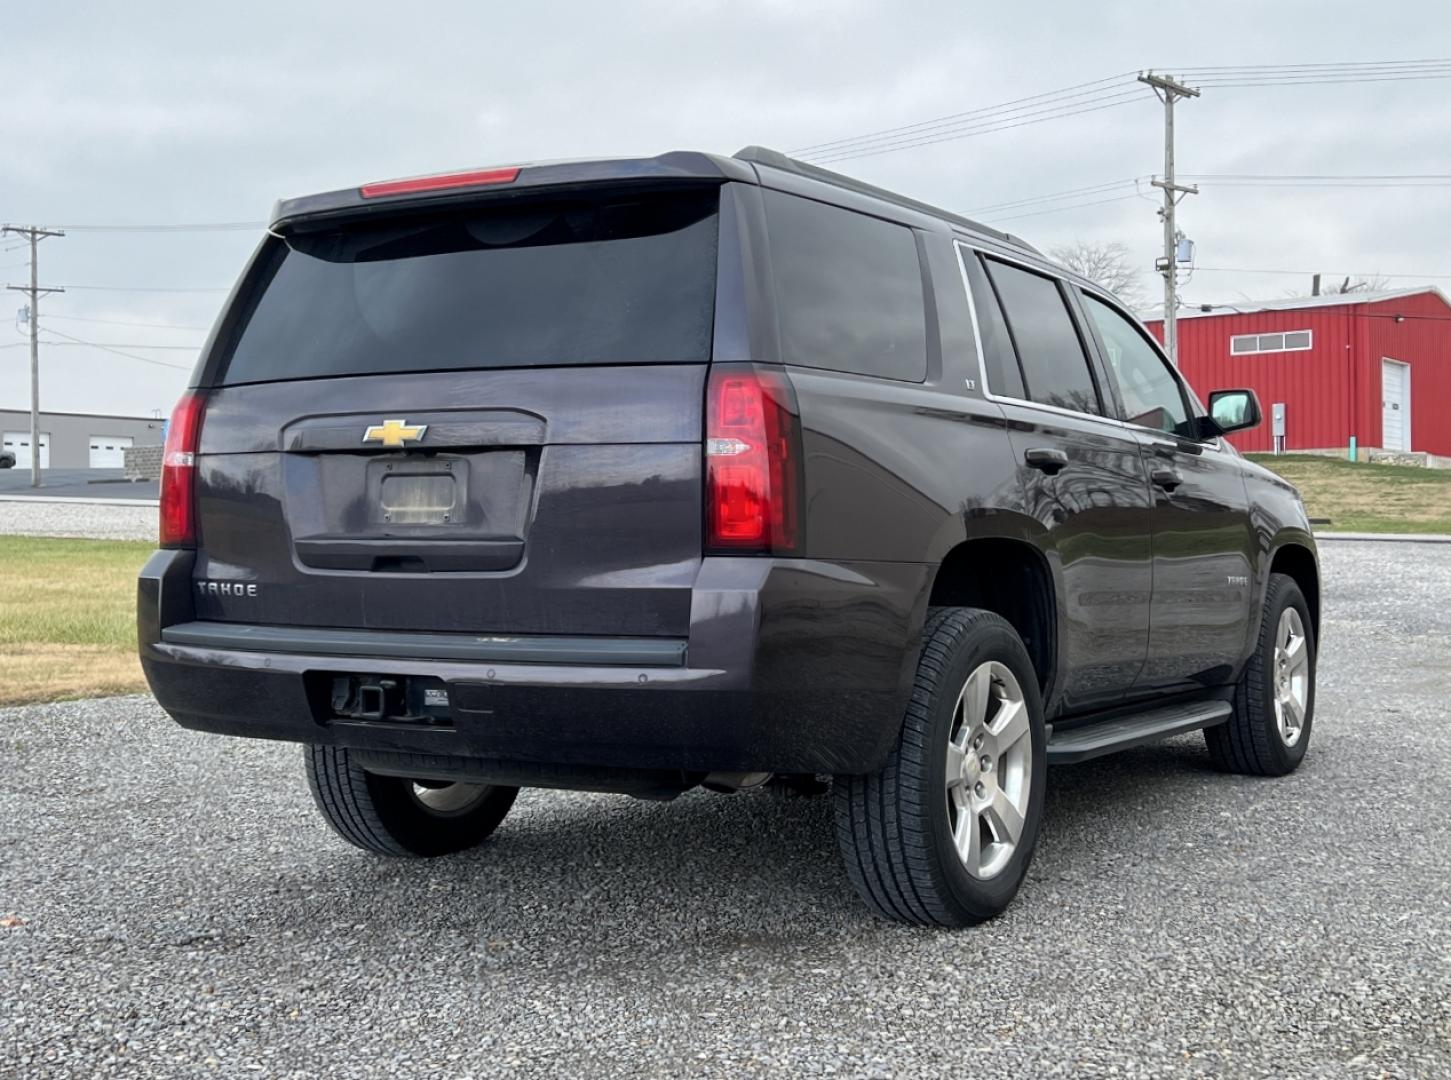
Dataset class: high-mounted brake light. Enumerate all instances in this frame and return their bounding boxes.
[705,366,801,553]
[159,390,206,548]
[359,166,521,199]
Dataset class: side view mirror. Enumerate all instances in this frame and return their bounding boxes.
[1205,388,1262,436]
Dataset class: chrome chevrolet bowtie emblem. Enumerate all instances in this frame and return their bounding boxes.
[362,418,427,447]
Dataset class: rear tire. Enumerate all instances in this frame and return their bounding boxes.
[305,745,519,856]
[1205,572,1316,776]
[834,607,1047,927]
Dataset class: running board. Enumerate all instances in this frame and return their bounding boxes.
[1046,701,1232,765]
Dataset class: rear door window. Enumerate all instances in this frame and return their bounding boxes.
[764,190,927,382]
[983,257,1103,416]
[216,189,719,385]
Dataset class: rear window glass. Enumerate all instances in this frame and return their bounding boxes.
[216,189,719,384]
[764,190,927,382]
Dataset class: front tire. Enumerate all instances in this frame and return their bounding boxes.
[305,745,518,856]
[834,608,1047,927]
[1205,572,1316,776]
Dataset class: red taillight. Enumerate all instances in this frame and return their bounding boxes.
[359,166,521,199]
[159,390,206,548]
[705,366,800,553]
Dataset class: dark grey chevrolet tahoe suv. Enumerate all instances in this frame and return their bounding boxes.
[139,147,1319,926]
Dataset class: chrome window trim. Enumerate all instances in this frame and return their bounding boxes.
[951,239,1132,433]
[952,239,1227,451]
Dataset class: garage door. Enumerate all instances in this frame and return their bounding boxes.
[2,431,50,469]
[1381,359,1411,452]
[88,435,134,469]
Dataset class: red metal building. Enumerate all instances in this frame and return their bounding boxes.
[1142,288,1451,456]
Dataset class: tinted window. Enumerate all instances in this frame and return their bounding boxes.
[959,248,1025,398]
[765,191,927,382]
[1081,293,1191,435]
[984,259,1102,415]
[218,190,718,384]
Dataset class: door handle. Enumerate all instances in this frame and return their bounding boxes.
[1150,466,1183,491]
[1024,447,1069,474]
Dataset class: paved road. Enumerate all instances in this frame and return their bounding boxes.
[2,543,1448,1078]
[0,467,159,500]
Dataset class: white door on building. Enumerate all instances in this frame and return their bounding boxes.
[88,435,134,468]
[3,431,51,469]
[1381,359,1412,452]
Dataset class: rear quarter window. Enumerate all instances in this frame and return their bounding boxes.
[763,190,928,382]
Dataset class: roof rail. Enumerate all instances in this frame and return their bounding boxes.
[733,146,1041,255]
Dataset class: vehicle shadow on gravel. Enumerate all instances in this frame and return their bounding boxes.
[251,735,1232,951]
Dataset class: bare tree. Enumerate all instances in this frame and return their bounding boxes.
[1289,273,1395,298]
[1050,240,1148,308]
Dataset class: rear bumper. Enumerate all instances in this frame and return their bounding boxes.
[139,550,928,775]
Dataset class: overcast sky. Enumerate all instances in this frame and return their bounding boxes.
[3,2,1449,416]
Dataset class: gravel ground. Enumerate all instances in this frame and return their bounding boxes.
[0,499,156,541]
[2,542,1449,1078]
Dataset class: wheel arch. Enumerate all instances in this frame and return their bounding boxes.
[925,531,1057,698]
[1268,539,1321,638]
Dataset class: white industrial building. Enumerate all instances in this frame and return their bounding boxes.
[0,408,164,470]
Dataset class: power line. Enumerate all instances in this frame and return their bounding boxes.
[1182,60,1451,86]
[1193,266,1451,281]
[1184,172,1451,181]
[44,312,213,331]
[803,89,1147,165]
[54,221,264,233]
[56,284,230,293]
[1185,175,1451,188]
[966,178,1144,215]
[1177,58,1451,73]
[1181,60,1451,78]
[966,171,1451,223]
[34,325,193,370]
[805,91,1149,165]
[789,71,1138,156]
[988,193,1146,223]
[40,341,203,350]
[1193,73,1451,89]
[793,58,1451,166]
[969,174,1137,210]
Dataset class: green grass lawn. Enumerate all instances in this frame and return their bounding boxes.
[0,536,153,706]
[1247,453,1451,534]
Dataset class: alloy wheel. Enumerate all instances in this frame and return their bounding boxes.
[1272,607,1311,746]
[407,781,493,816]
[945,661,1033,879]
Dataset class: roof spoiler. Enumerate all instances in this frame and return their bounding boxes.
[269,151,755,232]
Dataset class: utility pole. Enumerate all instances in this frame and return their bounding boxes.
[1139,72,1199,366]
[3,225,64,487]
